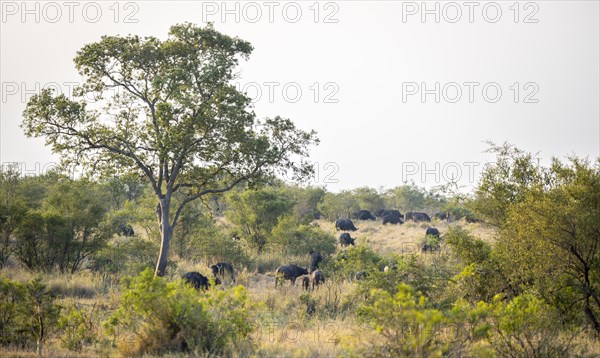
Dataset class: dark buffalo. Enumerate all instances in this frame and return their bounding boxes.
[405,212,414,221]
[422,232,441,252]
[335,219,358,231]
[381,210,404,219]
[210,262,236,283]
[352,210,376,221]
[310,270,325,290]
[382,215,404,225]
[434,212,448,221]
[411,212,431,222]
[275,265,309,287]
[117,223,134,237]
[339,233,356,247]
[302,276,310,291]
[354,271,369,281]
[426,227,440,238]
[182,271,220,290]
[422,241,441,252]
[309,250,323,271]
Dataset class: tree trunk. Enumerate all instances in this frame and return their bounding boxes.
[155,198,172,277]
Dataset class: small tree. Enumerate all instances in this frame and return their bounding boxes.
[22,23,317,276]
[224,186,295,252]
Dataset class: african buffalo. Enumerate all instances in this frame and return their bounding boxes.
[309,250,323,271]
[382,210,404,219]
[425,227,440,238]
[302,276,310,291]
[374,209,386,217]
[117,223,134,237]
[335,219,358,231]
[411,212,431,222]
[352,210,376,221]
[339,233,356,247]
[382,214,404,225]
[182,271,220,290]
[310,270,325,290]
[275,265,309,287]
[434,212,448,221]
[210,262,236,283]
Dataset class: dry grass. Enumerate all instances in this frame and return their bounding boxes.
[314,218,496,256]
[7,219,598,357]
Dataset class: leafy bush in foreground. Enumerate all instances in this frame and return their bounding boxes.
[104,269,255,356]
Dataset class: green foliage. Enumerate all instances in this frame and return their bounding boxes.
[356,255,452,305]
[22,22,318,276]
[225,186,295,252]
[12,179,111,273]
[483,294,576,357]
[270,215,336,256]
[185,218,251,267]
[351,187,386,214]
[473,144,600,331]
[105,269,255,355]
[324,245,385,280]
[472,142,548,227]
[386,183,429,212]
[0,276,61,352]
[0,169,28,268]
[57,305,96,352]
[317,190,359,220]
[284,185,325,224]
[444,227,509,303]
[92,237,161,281]
[358,284,446,357]
[0,276,28,346]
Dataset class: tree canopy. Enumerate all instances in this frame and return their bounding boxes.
[22,23,318,275]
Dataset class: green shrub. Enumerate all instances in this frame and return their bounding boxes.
[92,237,162,281]
[57,305,96,351]
[105,269,255,355]
[0,276,61,353]
[323,244,385,281]
[357,284,446,357]
[270,215,336,256]
[485,294,576,357]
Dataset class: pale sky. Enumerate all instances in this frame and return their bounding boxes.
[1,1,599,192]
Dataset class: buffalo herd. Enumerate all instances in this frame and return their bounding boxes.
[182,208,456,293]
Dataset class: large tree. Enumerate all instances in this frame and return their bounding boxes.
[22,23,318,276]
[473,143,600,332]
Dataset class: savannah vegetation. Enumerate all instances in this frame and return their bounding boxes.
[1,23,599,357]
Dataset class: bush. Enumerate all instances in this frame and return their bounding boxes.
[57,305,96,351]
[0,276,61,353]
[323,245,385,281]
[105,269,255,355]
[92,237,162,281]
[270,215,336,257]
[357,284,446,357]
[485,294,576,357]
